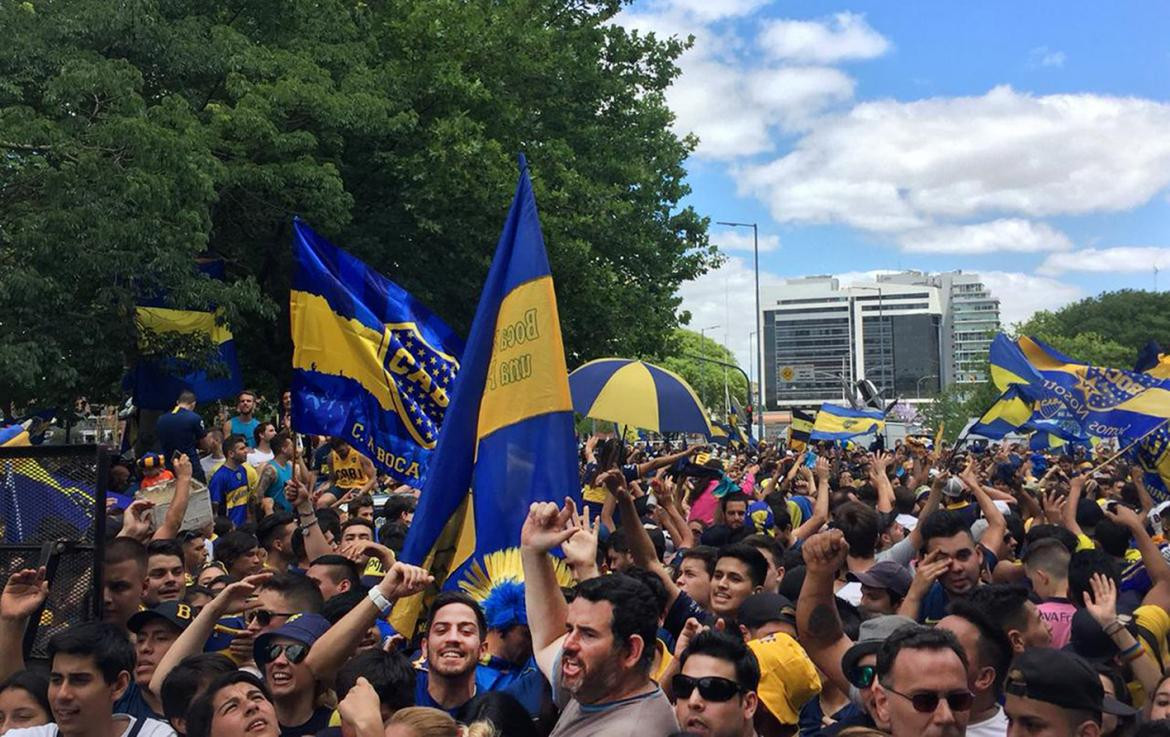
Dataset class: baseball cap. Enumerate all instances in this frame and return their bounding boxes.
[1066,608,1138,663]
[254,612,331,666]
[847,561,913,598]
[942,477,965,498]
[738,593,796,630]
[748,632,822,724]
[1005,648,1137,716]
[841,614,916,684]
[128,601,196,634]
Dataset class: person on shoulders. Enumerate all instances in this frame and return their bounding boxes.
[223,391,259,450]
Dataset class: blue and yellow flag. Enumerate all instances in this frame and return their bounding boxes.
[990,333,1170,442]
[810,403,884,440]
[0,458,94,543]
[128,261,243,411]
[967,386,1036,439]
[1133,342,1170,501]
[788,408,814,451]
[392,155,579,635]
[290,220,465,485]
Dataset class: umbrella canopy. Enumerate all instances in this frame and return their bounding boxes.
[569,358,712,435]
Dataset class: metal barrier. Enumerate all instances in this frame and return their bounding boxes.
[0,445,109,659]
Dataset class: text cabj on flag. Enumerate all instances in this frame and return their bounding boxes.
[290,220,465,486]
[392,155,578,635]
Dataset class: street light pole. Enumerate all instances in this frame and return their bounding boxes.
[717,220,765,441]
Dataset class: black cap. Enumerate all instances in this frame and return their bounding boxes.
[1065,608,1133,662]
[1005,648,1137,716]
[847,561,913,598]
[127,601,196,634]
[737,593,796,630]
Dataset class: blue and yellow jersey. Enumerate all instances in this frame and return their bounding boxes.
[209,463,253,526]
[330,449,371,491]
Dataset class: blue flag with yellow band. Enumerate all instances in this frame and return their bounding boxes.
[1,458,95,543]
[129,261,243,411]
[290,220,464,486]
[391,155,579,635]
[810,403,884,440]
[990,333,1170,442]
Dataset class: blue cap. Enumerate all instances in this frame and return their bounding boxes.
[254,613,331,665]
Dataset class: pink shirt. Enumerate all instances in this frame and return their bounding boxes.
[1037,598,1077,649]
[688,480,719,526]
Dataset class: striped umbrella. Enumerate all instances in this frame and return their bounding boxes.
[568,358,712,435]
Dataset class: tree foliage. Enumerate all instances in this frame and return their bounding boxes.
[1013,290,1170,368]
[654,329,749,415]
[0,0,717,407]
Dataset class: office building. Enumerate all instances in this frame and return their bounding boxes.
[759,271,999,408]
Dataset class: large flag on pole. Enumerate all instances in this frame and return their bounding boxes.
[128,261,243,411]
[290,220,464,485]
[810,403,885,441]
[392,155,579,634]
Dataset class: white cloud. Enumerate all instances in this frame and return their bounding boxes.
[758,12,891,64]
[898,219,1073,254]
[737,86,1170,233]
[1030,46,1067,68]
[1037,246,1170,275]
[677,256,784,369]
[666,0,770,23]
[978,271,1083,326]
[710,228,780,252]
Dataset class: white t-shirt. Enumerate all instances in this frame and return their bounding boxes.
[7,715,176,737]
[247,449,274,468]
[966,705,1009,737]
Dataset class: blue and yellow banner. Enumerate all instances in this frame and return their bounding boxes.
[990,333,1170,442]
[128,261,243,411]
[1132,342,1170,501]
[810,403,884,440]
[290,220,464,485]
[968,386,1036,439]
[392,155,579,635]
[1,459,95,543]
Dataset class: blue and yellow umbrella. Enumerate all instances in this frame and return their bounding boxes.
[568,358,712,435]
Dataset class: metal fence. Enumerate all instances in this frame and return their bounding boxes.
[0,445,109,659]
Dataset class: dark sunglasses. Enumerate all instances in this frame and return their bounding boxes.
[672,675,743,702]
[265,642,309,664]
[245,610,297,627]
[885,687,974,713]
[850,664,877,688]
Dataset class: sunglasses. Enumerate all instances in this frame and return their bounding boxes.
[245,610,297,628]
[850,664,877,688]
[885,687,974,714]
[265,642,309,664]
[672,675,743,702]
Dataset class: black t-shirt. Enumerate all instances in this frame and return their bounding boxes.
[280,706,333,737]
[699,524,753,547]
[663,590,711,642]
[155,407,208,483]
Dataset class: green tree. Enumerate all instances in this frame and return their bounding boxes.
[0,0,717,407]
[654,329,749,416]
[1013,290,1170,367]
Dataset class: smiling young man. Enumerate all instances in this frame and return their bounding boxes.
[5,621,176,737]
[253,613,333,737]
[674,630,760,737]
[710,544,768,622]
[413,592,487,720]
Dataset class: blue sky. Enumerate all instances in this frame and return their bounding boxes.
[617,1,1170,368]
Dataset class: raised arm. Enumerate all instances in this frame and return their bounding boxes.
[796,530,854,694]
[304,562,431,681]
[1063,475,1086,538]
[870,452,895,514]
[1105,504,1170,611]
[962,460,1007,559]
[520,500,577,678]
[791,456,831,541]
[149,572,272,694]
[154,454,193,541]
[0,568,48,680]
[608,472,681,607]
[636,446,700,478]
[1131,466,1155,514]
[286,475,332,563]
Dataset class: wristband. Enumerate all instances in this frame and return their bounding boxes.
[1121,642,1145,663]
[367,586,393,617]
[299,518,319,532]
[1104,620,1126,636]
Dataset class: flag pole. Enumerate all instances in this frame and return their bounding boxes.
[1087,418,1169,476]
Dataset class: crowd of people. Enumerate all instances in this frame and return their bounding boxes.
[4,388,1170,737]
